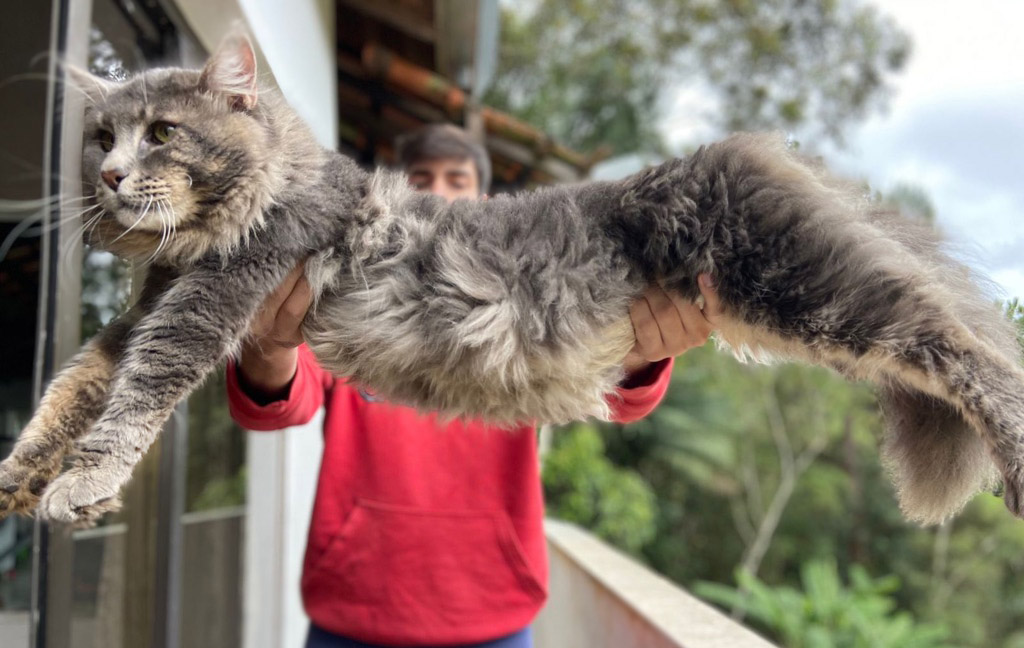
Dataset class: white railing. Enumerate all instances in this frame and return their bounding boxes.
[533,520,778,648]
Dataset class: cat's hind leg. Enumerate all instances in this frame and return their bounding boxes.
[870,324,1024,521]
[721,284,1023,523]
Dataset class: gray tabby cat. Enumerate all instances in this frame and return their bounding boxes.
[0,32,1021,528]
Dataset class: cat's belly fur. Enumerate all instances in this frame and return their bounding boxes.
[300,247,638,425]
[303,296,635,424]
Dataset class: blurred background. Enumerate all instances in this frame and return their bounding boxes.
[1,1,1022,647]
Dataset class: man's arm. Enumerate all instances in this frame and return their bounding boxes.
[227,262,329,430]
[236,263,311,400]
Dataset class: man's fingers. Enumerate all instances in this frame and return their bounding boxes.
[629,296,662,359]
[274,276,313,344]
[643,286,688,350]
[263,262,307,317]
[698,274,724,322]
[251,262,306,338]
[667,291,712,344]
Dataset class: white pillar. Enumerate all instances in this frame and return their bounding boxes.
[171,2,337,647]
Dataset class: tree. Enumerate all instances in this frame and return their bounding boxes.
[484,0,911,154]
[878,184,937,225]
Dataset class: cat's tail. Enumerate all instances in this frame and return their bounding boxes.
[878,385,999,525]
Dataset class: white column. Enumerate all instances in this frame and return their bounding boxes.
[244,412,324,648]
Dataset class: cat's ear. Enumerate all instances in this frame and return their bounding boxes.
[64,64,117,104]
[199,30,258,111]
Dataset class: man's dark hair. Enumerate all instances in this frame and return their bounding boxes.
[395,124,492,195]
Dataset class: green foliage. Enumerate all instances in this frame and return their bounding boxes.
[1006,298,1024,350]
[186,367,247,512]
[192,466,247,512]
[543,423,657,553]
[485,0,910,154]
[694,560,951,648]
[80,249,131,340]
[878,184,938,225]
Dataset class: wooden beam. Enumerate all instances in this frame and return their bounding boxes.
[338,0,437,43]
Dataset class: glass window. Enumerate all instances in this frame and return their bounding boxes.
[2,2,247,646]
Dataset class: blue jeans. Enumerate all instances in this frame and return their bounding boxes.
[304,624,532,648]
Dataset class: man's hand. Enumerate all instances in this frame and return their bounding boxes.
[237,262,313,398]
[623,274,722,378]
[249,262,313,351]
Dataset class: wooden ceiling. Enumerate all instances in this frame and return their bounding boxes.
[334,0,605,189]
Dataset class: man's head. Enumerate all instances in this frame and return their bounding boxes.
[396,124,491,202]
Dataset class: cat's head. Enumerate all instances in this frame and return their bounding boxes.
[73,32,313,265]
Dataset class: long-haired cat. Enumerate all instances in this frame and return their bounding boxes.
[0,32,1021,528]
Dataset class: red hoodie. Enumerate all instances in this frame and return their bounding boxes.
[227,344,672,646]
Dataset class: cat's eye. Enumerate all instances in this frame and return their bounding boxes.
[150,121,177,144]
[98,130,114,152]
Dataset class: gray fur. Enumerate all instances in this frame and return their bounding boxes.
[0,36,1022,527]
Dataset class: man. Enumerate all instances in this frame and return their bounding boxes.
[228,124,721,648]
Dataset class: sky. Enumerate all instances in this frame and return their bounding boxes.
[823,0,1024,302]
[600,0,1024,302]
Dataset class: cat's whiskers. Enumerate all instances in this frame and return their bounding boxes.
[0,200,103,265]
[1,71,104,109]
[144,203,167,266]
[166,200,179,261]
[145,200,174,266]
[0,194,95,214]
[110,196,154,244]
[166,200,177,243]
[84,208,106,242]
[158,201,171,255]
[56,206,107,277]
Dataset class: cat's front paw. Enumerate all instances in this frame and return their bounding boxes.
[39,468,124,528]
[0,444,64,519]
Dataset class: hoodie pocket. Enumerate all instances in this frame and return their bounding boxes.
[303,498,545,624]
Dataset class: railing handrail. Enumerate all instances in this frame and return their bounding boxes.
[539,519,778,648]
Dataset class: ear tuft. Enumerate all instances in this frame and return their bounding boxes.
[199,29,258,111]
[64,64,117,104]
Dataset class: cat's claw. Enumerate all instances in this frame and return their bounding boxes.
[0,454,57,519]
[39,469,123,528]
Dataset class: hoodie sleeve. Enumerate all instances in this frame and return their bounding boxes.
[608,358,674,423]
[226,344,330,431]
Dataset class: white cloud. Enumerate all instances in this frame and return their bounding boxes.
[818,0,1024,299]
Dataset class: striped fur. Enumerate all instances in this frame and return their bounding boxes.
[0,38,1021,527]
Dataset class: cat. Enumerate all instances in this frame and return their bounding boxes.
[0,31,1021,529]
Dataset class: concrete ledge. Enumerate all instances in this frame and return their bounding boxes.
[0,612,30,647]
[533,519,777,648]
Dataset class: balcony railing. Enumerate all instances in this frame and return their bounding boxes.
[533,520,777,648]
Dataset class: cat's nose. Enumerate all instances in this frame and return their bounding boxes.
[101,169,126,191]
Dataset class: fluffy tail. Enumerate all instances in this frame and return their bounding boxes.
[878,385,999,524]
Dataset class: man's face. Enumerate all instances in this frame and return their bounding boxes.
[406,157,479,203]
